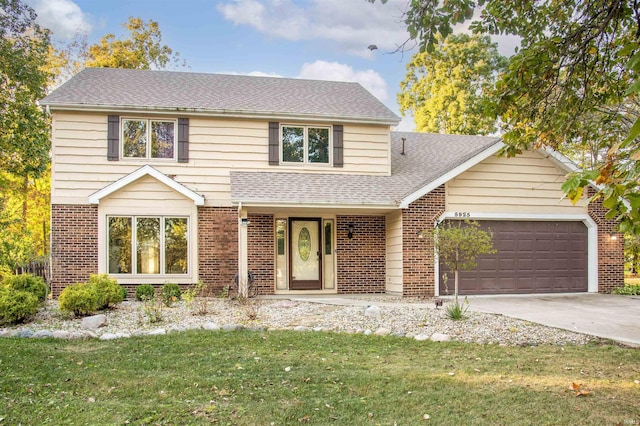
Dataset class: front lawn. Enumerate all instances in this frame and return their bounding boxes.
[1,331,639,425]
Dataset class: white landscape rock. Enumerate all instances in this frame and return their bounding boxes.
[374,328,391,336]
[430,333,451,342]
[147,328,166,336]
[99,332,130,340]
[364,305,381,319]
[202,322,221,331]
[414,334,430,341]
[81,314,107,330]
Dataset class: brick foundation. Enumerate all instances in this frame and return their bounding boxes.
[198,206,238,294]
[336,215,386,293]
[50,204,99,297]
[401,186,445,297]
[588,189,625,293]
[248,214,275,295]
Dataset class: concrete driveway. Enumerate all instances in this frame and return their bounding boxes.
[465,294,640,347]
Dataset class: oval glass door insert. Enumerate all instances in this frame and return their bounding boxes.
[298,227,311,261]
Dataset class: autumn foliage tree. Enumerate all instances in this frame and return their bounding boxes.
[378,0,640,234]
[399,34,507,135]
[427,220,496,306]
[86,17,182,70]
[0,0,53,270]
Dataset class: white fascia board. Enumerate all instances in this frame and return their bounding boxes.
[231,200,398,210]
[536,146,579,174]
[399,141,505,208]
[88,164,205,206]
[44,104,400,127]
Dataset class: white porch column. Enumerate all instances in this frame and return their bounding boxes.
[237,204,249,298]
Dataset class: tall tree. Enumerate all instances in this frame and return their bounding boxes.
[0,0,52,270]
[376,0,640,233]
[0,0,52,179]
[399,34,507,135]
[85,17,182,70]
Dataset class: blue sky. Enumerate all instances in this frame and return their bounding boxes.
[27,0,517,131]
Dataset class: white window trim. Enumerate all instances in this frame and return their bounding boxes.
[121,117,177,161]
[280,124,332,166]
[107,214,190,277]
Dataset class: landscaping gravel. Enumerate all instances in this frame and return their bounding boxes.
[0,297,599,345]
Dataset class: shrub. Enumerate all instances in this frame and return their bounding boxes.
[59,283,98,316]
[161,283,181,306]
[3,274,48,302]
[0,288,40,325]
[135,284,155,301]
[446,297,470,320]
[88,274,124,309]
[613,284,640,295]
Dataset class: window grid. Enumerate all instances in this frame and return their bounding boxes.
[121,118,176,160]
[108,215,188,275]
[280,124,331,165]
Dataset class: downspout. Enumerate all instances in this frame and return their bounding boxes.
[237,202,248,298]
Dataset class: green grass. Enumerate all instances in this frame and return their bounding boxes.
[1,331,639,425]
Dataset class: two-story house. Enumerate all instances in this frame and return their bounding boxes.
[41,68,623,298]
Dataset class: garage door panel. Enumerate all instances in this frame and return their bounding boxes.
[439,220,588,295]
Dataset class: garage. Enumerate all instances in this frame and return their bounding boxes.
[439,220,588,295]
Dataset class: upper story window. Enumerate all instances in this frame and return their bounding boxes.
[122,119,176,160]
[281,125,330,165]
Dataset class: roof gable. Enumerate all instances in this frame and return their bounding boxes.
[88,165,205,206]
[41,68,400,125]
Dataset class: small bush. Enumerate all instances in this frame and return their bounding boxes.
[0,288,40,324]
[446,298,469,320]
[3,274,48,302]
[161,283,181,306]
[88,274,124,309]
[121,286,128,300]
[613,285,640,295]
[135,284,155,301]
[59,283,98,316]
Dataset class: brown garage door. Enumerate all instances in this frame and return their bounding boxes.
[439,220,588,295]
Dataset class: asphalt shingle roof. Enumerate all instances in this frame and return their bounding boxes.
[230,132,501,206]
[41,68,400,124]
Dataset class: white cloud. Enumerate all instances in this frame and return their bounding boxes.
[217,0,411,58]
[298,60,388,102]
[27,0,92,39]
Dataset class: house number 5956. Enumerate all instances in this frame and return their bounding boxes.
[454,212,470,217]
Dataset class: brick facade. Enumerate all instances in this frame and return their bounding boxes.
[50,204,99,296]
[198,206,238,294]
[401,186,445,297]
[247,214,275,295]
[336,215,386,293]
[587,188,625,293]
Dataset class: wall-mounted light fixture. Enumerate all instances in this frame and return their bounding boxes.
[241,218,249,227]
[610,233,617,241]
[416,230,424,239]
[347,224,354,239]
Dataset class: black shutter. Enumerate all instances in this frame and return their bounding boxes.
[333,125,343,168]
[107,115,119,161]
[268,121,279,165]
[178,118,189,163]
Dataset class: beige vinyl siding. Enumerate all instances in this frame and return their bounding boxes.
[446,151,587,214]
[52,112,391,206]
[385,210,403,294]
[98,175,198,285]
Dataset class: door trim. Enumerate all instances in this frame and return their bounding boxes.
[288,217,322,290]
